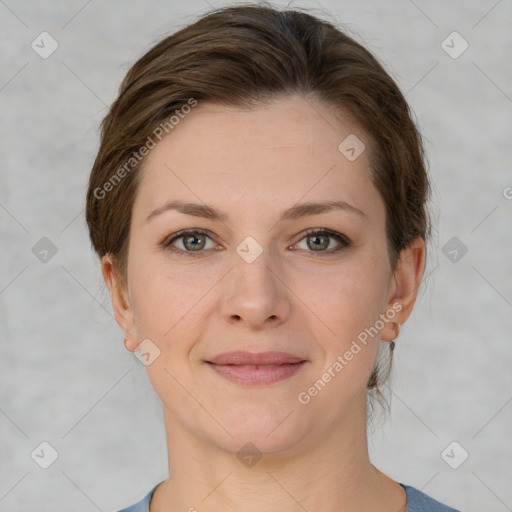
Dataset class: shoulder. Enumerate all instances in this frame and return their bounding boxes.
[401,483,461,512]
[114,485,156,512]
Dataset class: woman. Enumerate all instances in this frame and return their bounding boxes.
[86,3,460,511]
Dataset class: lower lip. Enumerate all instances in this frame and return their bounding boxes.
[206,361,307,385]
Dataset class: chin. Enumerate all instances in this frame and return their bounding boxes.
[204,405,309,456]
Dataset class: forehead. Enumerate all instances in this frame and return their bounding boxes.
[134,95,381,221]
[152,95,363,156]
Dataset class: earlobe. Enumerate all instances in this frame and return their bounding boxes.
[381,237,426,341]
[123,337,139,353]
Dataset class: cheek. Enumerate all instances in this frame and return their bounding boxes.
[302,256,388,336]
[127,253,219,340]
[299,253,390,380]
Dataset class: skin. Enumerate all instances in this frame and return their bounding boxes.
[102,94,425,512]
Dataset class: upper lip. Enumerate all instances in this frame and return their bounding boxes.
[206,351,306,365]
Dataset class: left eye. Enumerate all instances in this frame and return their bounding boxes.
[293,229,350,254]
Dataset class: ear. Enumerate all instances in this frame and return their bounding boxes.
[381,236,426,342]
[101,254,139,352]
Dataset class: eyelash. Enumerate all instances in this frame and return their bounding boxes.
[161,228,351,258]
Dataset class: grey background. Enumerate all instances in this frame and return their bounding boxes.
[1,0,511,511]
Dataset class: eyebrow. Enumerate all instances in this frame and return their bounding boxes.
[146,199,366,224]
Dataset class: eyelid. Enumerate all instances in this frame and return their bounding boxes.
[162,227,351,256]
[162,228,218,256]
[290,227,351,255]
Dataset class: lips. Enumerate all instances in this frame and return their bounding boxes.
[205,351,306,366]
[204,351,307,385]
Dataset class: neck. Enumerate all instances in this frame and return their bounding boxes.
[150,393,406,512]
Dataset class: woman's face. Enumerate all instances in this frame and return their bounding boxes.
[107,95,420,455]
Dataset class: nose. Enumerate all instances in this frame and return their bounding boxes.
[220,246,291,330]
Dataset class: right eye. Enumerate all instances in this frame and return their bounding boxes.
[162,229,219,257]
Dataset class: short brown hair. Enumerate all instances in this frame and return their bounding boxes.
[86,2,431,406]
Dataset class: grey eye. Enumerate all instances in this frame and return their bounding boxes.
[166,230,216,253]
[306,233,330,251]
[294,230,347,253]
[182,233,207,251]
